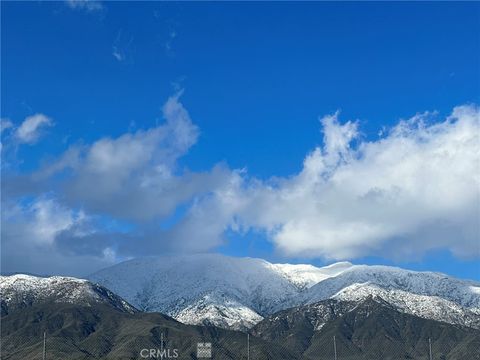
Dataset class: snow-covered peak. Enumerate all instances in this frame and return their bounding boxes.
[300,264,480,329]
[1,274,136,314]
[87,253,479,331]
[304,264,480,309]
[2,273,87,289]
[330,283,480,329]
[89,253,333,329]
[90,254,301,308]
[272,261,353,289]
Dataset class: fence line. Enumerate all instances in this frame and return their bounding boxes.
[2,329,479,359]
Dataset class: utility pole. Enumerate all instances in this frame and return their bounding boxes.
[42,331,46,360]
[247,333,250,360]
[429,338,432,360]
[333,335,337,360]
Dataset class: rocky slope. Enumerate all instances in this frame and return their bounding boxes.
[252,296,480,359]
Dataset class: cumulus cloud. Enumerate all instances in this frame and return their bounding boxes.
[32,92,221,222]
[0,197,116,276]
[65,0,103,12]
[1,92,233,275]
[219,105,480,260]
[14,114,53,144]
[2,100,479,276]
[2,198,84,246]
[161,105,479,261]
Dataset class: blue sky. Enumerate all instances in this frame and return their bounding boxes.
[1,1,479,280]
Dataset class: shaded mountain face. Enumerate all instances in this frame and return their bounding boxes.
[0,274,137,316]
[1,302,299,360]
[252,297,480,360]
[88,254,480,331]
[2,271,479,359]
[4,291,478,360]
[1,274,297,360]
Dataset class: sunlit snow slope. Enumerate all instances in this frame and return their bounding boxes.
[89,254,480,330]
[89,254,347,329]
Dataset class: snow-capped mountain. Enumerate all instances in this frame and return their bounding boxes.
[302,265,480,329]
[251,296,480,360]
[88,254,480,331]
[0,274,136,315]
[88,254,347,329]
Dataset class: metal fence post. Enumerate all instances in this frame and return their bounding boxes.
[429,338,432,360]
[333,335,337,360]
[42,331,46,360]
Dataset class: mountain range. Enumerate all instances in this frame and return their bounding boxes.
[252,296,480,359]
[2,254,479,359]
[88,254,350,330]
[89,254,480,331]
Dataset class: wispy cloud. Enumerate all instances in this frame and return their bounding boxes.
[112,30,134,63]
[1,118,13,134]
[14,114,53,145]
[112,49,124,62]
[165,30,177,57]
[65,0,104,12]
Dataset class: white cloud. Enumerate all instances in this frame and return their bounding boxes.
[2,101,479,276]
[65,0,103,12]
[165,30,177,56]
[1,118,13,134]
[1,92,235,275]
[0,197,116,276]
[15,114,53,144]
[1,119,13,152]
[30,199,80,245]
[319,111,358,168]
[32,92,229,223]
[2,198,83,246]
[169,105,479,261]
[223,105,480,260]
[112,30,134,63]
[112,49,124,62]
